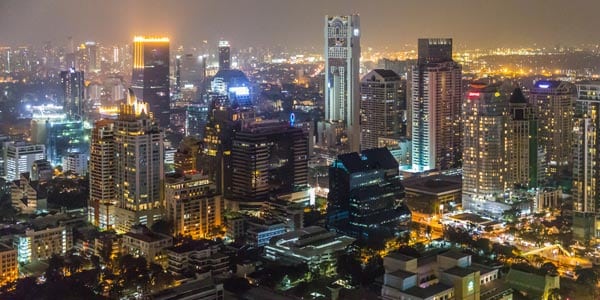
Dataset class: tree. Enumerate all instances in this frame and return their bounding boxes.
[473,238,492,254]
[46,254,66,282]
[575,267,598,298]
[541,262,558,275]
[337,252,362,284]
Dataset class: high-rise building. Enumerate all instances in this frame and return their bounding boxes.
[507,88,538,188]
[462,83,509,215]
[529,81,576,179]
[185,103,209,137]
[165,174,223,239]
[327,147,410,239]
[210,69,252,108]
[4,142,46,182]
[360,69,403,150]
[218,40,231,71]
[229,120,308,210]
[60,68,85,119]
[85,41,99,72]
[181,53,205,88]
[30,117,87,166]
[113,90,165,233]
[411,38,462,171]
[572,81,600,244]
[322,14,361,153]
[89,119,115,230]
[131,36,171,127]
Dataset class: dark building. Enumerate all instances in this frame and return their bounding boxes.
[508,88,539,188]
[131,37,171,127]
[229,120,308,210]
[327,147,410,239]
[60,68,84,119]
[218,40,231,71]
[210,69,252,108]
[185,103,209,138]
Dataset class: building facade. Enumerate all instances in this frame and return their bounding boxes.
[89,119,115,230]
[60,68,84,119]
[218,40,231,71]
[411,38,462,172]
[322,14,361,153]
[4,142,46,182]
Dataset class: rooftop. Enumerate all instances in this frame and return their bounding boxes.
[402,282,453,298]
[389,269,417,279]
[443,266,476,277]
[438,250,471,260]
[167,239,217,254]
[402,174,462,195]
[386,252,417,262]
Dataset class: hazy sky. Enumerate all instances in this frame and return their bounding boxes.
[1,0,599,49]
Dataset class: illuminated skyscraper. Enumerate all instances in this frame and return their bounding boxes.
[529,81,576,179]
[113,89,165,233]
[85,41,99,72]
[507,88,538,188]
[572,81,600,244]
[88,119,116,230]
[462,83,509,215]
[131,36,171,127]
[322,14,361,153]
[60,68,85,119]
[411,38,462,171]
[218,40,231,71]
[360,69,403,150]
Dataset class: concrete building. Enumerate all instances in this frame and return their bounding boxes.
[462,83,509,215]
[60,68,84,118]
[507,88,538,188]
[529,80,575,179]
[321,14,361,153]
[403,174,461,215]
[411,39,462,172]
[246,218,287,247]
[218,40,231,71]
[14,224,72,264]
[264,226,355,271]
[165,174,223,240]
[0,243,18,288]
[149,277,224,300]
[360,69,403,150]
[31,159,52,182]
[62,152,88,175]
[11,173,47,213]
[122,225,173,268]
[166,239,228,277]
[88,119,115,230]
[4,141,45,182]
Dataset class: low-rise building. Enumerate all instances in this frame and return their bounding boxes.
[264,226,355,271]
[166,239,228,277]
[149,277,224,300]
[122,225,173,268]
[10,173,47,213]
[246,218,286,247]
[14,225,72,264]
[403,174,462,215]
[0,243,18,287]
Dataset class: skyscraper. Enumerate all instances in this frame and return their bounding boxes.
[85,41,99,72]
[572,81,600,244]
[113,89,165,233]
[322,14,361,153]
[218,40,231,71]
[529,81,575,180]
[360,69,403,150]
[507,88,538,188]
[462,83,509,215]
[60,68,84,119]
[89,119,116,230]
[131,36,171,127]
[229,119,308,210]
[411,38,462,171]
[327,147,410,239]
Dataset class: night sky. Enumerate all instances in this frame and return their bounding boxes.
[1,0,599,49]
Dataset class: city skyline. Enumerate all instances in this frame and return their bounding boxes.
[1,0,600,49]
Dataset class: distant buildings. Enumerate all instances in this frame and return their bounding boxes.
[360,69,403,150]
[218,40,231,71]
[60,68,85,119]
[411,38,462,172]
[320,14,361,153]
[131,36,170,127]
[327,147,410,239]
[30,116,87,166]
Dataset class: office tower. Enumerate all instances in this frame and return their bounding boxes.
[30,117,87,166]
[31,159,52,182]
[322,14,361,153]
[62,152,88,175]
[327,148,410,239]
[175,55,182,97]
[174,136,201,174]
[131,36,171,127]
[507,88,538,188]
[199,96,254,196]
[85,41,99,72]
[210,69,252,107]
[218,40,231,70]
[462,83,510,215]
[229,120,308,210]
[89,119,115,230]
[185,103,209,137]
[411,38,462,171]
[529,81,576,179]
[181,54,205,88]
[165,174,223,239]
[4,142,46,182]
[60,68,85,119]
[572,81,600,244]
[113,90,165,233]
[360,69,403,150]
